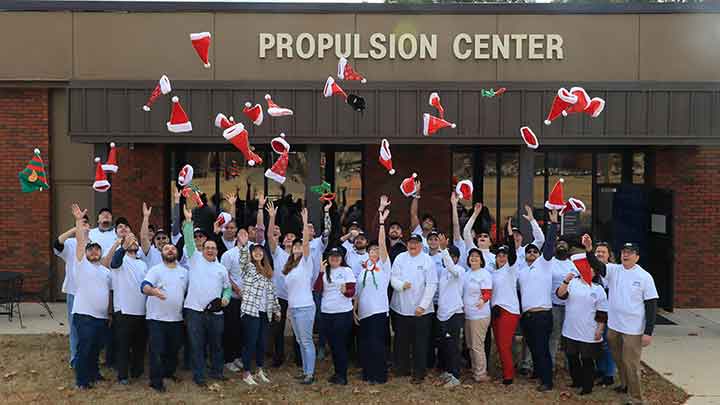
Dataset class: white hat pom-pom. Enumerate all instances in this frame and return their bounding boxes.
[411,172,417,178]
[94,157,101,163]
[172,96,179,103]
[451,123,456,128]
[245,102,252,108]
[544,120,551,125]
[389,169,395,175]
[229,116,234,122]
[179,175,185,182]
[204,63,211,68]
[561,110,568,117]
[34,148,40,155]
[142,105,151,112]
[265,94,271,100]
[559,178,565,183]
[280,132,285,138]
[361,78,367,84]
[248,160,255,167]
[110,142,115,148]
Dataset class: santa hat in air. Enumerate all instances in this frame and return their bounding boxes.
[337,57,367,83]
[324,76,348,99]
[264,94,293,117]
[520,126,539,149]
[101,142,119,173]
[223,123,263,166]
[571,253,594,285]
[167,97,192,133]
[182,186,204,207]
[92,157,110,192]
[544,88,578,126]
[378,138,395,175]
[455,179,473,201]
[190,32,211,68]
[585,97,605,118]
[400,173,419,197]
[178,164,194,187]
[243,102,264,126]
[214,113,235,130]
[423,113,456,136]
[545,178,565,210]
[562,87,606,119]
[560,197,586,216]
[429,92,445,119]
[265,134,291,184]
[142,75,172,112]
[216,212,232,229]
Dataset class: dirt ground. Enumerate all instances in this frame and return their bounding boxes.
[0,334,687,405]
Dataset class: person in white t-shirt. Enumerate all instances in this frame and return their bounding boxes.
[53,223,85,369]
[583,235,659,405]
[282,208,317,385]
[356,205,392,384]
[69,204,112,390]
[140,202,172,269]
[463,203,496,270]
[462,248,493,383]
[593,241,617,387]
[107,233,148,385]
[556,260,609,396]
[435,242,465,388]
[390,233,437,384]
[88,207,117,254]
[487,243,520,385]
[313,248,356,385]
[409,180,436,252]
[141,240,188,392]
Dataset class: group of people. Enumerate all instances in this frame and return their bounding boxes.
[54,181,658,405]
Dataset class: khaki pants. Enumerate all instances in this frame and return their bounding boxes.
[607,329,643,403]
[465,317,491,380]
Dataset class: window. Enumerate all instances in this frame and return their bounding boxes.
[633,152,645,184]
[218,150,265,227]
[452,151,474,209]
[533,153,546,212]
[482,153,498,240]
[500,152,519,230]
[596,153,622,184]
[547,152,593,234]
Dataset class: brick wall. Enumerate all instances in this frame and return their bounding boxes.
[652,146,720,308]
[110,144,167,233]
[0,89,50,293]
[363,144,451,237]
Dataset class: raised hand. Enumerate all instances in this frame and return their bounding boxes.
[415,180,422,195]
[71,203,87,220]
[257,193,266,208]
[549,209,559,224]
[320,259,328,273]
[473,202,483,216]
[301,208,309,224]
[379,195,391,210]
[183,204,193,221]
[122,235,138,250]
[581,234,593,252]
[379,209,390,224]
[450,192,458,207]
[564,272,575,283]
[173,188,181,205]
[142,202,152,218]
[237,230,249,247]
[438,233,449,250]
[213,219,222,235]
[349,229,359,239]
[223,192,237,206]
[522,205,534,222]
[265,201,277,217]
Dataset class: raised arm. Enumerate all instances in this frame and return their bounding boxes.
[101,238,123,268]
[542,210,559,261]
[301,208,310,258]
[410,180,421,231]
[71,204,88,262]
[171,188,181,241]
[321,201,332,247]
[224,192,237,219]
[254,194,266,244]
[464,202,482,249]
[522,205,545,249]
[182,203,196,258]
[582,234,607,277]
[141,202,153,255]
[266,200,278,254]
[451,192,462,242]
[378,209,390,262]
[441,248,460,277]
[54,226,76,252]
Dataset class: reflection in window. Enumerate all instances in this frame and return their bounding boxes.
[500,152,518,232]
[482,154,498,240]
[335,151,363,229]
[218,151,265,227]
[452,152,474,209]
[533,153,546,219]
[547,152,593,234]
[596,153,622,184]
[633,152,645,184]
[182,151,219,235]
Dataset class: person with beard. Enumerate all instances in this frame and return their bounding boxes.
[181,204,232,387]
[593,241,617,387]
[89,208,118,254]
[548,233,579,371]
[409,181,436,252]
[140,202,172,269]
[141,239,188,392]
[583,235,658,405]
[107,233,148,385]
[515,209,559,392]
[69,204,112,390]
[390,233,437,384]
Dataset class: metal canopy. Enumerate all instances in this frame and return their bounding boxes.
[67,81,720,146]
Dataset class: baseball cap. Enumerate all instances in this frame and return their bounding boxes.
[349,221,361,229]
[621,242,640,254]
[193,227,208,238]
[427,230,440,239]
[154,228,168,236]
[327,247,344,257]
[85,241,102,251]
[447,245,460,258]
[408,234,423,243]
[495,245,511,255]
[355,230,367,239]
[525,243,540,254]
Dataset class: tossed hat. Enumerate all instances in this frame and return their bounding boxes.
[378,138,395,175]
[142,75,172,112]
[189,32,211,68]
[265,136,290,184]
[429,92,445,119]
[310,180,332,195]
[560,197,586,216]
[182,186,204,207]
[520,126,539,149]
[265,94,293,117]
[456,179,473,201]
[270,133,290,154]
[214,113,235,130]
[564,87,591,116]
[585,97,605,118]
[346,94,366,113]
[223,123,263,167]
[545,178,565,210]
[422,113,456,136]
[18,148,49,193]
[319,192,336,203]
[544,88,577,126]
[102,142,119,174]
[216,212,232,228]
[337,57,367,83]
[178,164,194,187]
[92,157,110,192]
[243,102,264,126]
[323,76,348,99]
[400,173,419,197]
[167,96,192,133]
[571,253,593,284]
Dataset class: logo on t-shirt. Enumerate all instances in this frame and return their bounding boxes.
[590,292,597,300]
[632,281,641,287]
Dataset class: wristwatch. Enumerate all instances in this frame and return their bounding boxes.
[562,280,570,285]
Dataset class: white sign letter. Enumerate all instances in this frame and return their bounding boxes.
[353,33,369,59]
[258,33,275,59]
[511,34,527,59]
[317,33,333,59]
[334,33,352,58]
[419,34,437,60]
[492,34,509,60]
[276,33,293,58]
[295,33,316,59]
[453,33,472,60]
[474,34,490,60]
[547,34,564,60]
[528,34,544,60]
[397,33,417,60]
[369,33,387,59]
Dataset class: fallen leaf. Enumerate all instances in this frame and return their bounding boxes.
[3,371,17,379]
[29,370,38,374]
[208,383,222,392]
[56,386,65,391]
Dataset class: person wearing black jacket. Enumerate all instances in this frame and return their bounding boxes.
[582,234,659,405]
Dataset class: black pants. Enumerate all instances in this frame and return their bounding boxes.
[321,311,353,380]
[427,309,443,370]
[272,298,301,366]
[360,313,388,383]
[223,298,243,363]
[393,311,432,379]
[439,313,464,378]
[115,313,147,380]
[522,310,554,388]
[567,352,596,392]
[147,320,183,388]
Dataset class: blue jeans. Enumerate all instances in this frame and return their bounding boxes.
[321,310,353,380]
[67,294,78,367]
[522,310,554,388]
[289,305,316,377]
[185,309,224,384]
[242,312,269,372]
[147,320,184,387]
[597,327,616,377]
[73,314,107,388]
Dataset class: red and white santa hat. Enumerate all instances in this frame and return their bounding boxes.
[216,212,232,228]
[214,113,235,130]
[544,88,578,126]
[545,178,565,210]
[243,102,264,126]
[324,76,348,99]
[223,123,263,167]
[429,92,445,119]
[92,157,110,192]
[400,173,419,197]
[189,32,211,68]
[560,197,587,216]
[270,133,291,154]
[337,57,367,83]
[265,94,293,117]
[265,136,290,185]
[520,126,539,149]
[178,164,194,187]
[167,96,192,133]
[423,113,456,136]
[378,138,395,175]
[101,142,119,173]
[142,75,172,112]
[571,253,594,284]
[456,179,473,201]
[564,87,591,116]
[585,97,605,118]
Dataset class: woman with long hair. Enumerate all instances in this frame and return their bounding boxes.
[282,208,317,384]
[463,247,493,383]
[237,232,281,386]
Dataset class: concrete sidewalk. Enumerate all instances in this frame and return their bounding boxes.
[0,302,68,334]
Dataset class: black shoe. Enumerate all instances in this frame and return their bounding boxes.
[272,359,284,368]
[529,373,538,379]
[614,385,628,394]
[149,383,166,393]
[518,368,531,376]
[411,377,424,384]
[579,387,593,395]
[502,379,513,385]
[329,375,348,385]
[536,384,553,392]
[599,376,615,386]
[118,379,129,385]
[95,374,106,382]
[569,382,582,388]
[300,375,314,385]
[194,380,207,388]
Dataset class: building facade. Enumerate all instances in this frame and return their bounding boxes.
[2,2,719,308]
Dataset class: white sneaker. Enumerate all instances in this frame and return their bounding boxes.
[256,369,271,383]
[233,358,244,369]
[444,376,460,388]
[243,374,258,385]
[438,372,452,383]
[225,362,240,372]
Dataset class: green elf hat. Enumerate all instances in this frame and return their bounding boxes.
[18,148,49,192]
[310,180,332,195]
